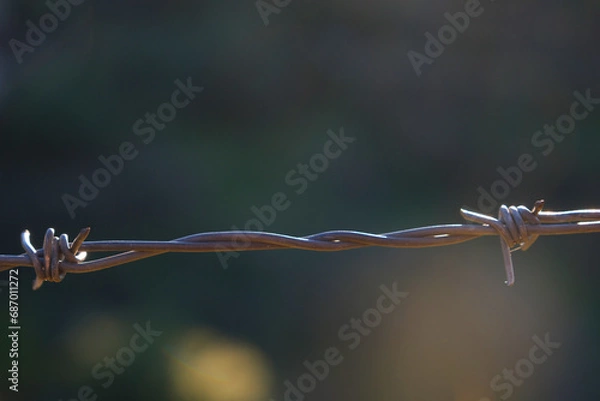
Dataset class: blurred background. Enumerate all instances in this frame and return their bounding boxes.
[0,0,599,400]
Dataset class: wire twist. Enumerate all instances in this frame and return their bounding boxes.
[20,228,90,290]
[2,199,600,290]
[460,199,545,286]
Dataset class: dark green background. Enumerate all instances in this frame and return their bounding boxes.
[0,0,599,400]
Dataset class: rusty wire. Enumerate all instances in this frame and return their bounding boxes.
[1,200,600,290]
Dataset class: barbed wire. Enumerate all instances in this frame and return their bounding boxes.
[1,199,600,290]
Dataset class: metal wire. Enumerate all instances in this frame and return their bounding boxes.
[1,199,600,290]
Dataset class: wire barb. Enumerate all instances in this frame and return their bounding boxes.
[460,200,544,286]
[20,228,90,290]
[1,200,600,290]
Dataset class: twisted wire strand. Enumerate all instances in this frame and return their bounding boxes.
[1,200,600,289]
